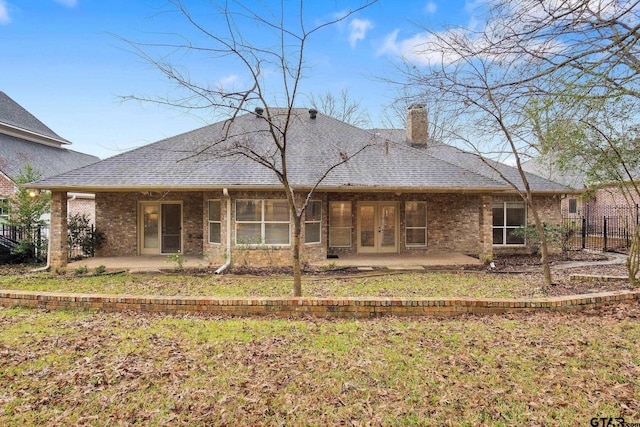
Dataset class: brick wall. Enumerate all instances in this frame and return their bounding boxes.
[68,196,95,224]
[96,192,203,257]
[94,190,563,265]
[493,194,563,255]
[50,191,68,268]
[1,289,637,318]
[326,192,484,257]
[207,190,327,268]
[0,173,15,198]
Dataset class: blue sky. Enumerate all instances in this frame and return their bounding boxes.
[1,0,473,159]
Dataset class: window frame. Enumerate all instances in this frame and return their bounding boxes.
[405,201,427,247]
[329,201,352,248]
[235,199,291,246]
[568,198,578,214]
[304,200,322,245]
[492,201,527,246]
[207,199,222,245]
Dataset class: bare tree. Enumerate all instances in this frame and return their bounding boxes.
[479,0,640,286]
[398,26,559,286]
[397,0,640,287]
[122,0,378,296]
[307,88,371,127]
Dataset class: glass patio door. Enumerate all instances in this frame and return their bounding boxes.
[357,202,398,253]
[140,202,182,254]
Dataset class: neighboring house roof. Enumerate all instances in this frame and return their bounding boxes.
[0,92,99,183]
[521,155,587,190]
[0,91,70,146]
[32,108,568,193]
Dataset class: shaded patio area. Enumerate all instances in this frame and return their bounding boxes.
[67,252,482,273]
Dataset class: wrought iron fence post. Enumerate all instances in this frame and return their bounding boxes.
[603,216,607,252]
[581,217,586,249]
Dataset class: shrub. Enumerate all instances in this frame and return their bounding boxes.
[513,224,575,255]
[73,265,88,276]
[67,213,106,258]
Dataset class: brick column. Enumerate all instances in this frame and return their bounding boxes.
[50,191,68,268]
[479,195,493,262]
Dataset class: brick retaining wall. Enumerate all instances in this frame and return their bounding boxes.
[1,289,638,318]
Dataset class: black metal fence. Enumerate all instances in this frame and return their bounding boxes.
[0,224,49,261]
[562,204,639,252]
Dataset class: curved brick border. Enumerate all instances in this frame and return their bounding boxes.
[1,289,639,317]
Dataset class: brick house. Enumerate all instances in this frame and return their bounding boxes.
[33,106,567,269]
[0,91,99,224]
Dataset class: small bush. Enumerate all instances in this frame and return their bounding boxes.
[73,265,88,276]
[94,265,106,275]
[54,267,67,276]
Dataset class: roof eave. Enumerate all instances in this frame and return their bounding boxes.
[29,183,570,194]
[0,122,70,147]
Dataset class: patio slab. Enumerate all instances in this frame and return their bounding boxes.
[66,252,482,272]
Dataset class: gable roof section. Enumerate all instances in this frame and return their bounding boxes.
[0,91,70,147]
[0,133,99,182]
[32,109,568,193]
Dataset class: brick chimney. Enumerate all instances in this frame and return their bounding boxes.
[406,104,428,146]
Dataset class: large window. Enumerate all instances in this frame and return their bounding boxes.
[208,200,221,244]
[405,201,427,246]
[493,202,526,245]
[236,199,290,245]
[329,201,352,247]
[305,200,322,244]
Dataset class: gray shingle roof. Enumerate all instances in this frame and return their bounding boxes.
[32,108,568,193]
[0,91,98,182]
[0,134,99,181]
[0,91,69,144]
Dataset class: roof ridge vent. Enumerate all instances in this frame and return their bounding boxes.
[254,107,264,116]
[309,108,317,119]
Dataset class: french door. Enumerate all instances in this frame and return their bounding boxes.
[357,202,398,253]
[140,202,182,254]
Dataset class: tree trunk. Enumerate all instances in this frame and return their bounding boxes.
[530,201,553,287]
[627,229,640,288]
[292,215,303,297]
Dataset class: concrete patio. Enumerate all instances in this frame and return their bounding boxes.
[66,252,482,273]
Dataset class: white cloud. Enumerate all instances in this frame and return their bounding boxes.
[54,0,78,7]
[348,18,373,48]
[217,74,239,91]
[0,1,11,25]
[377,29,460,66]
[425,2,438,14]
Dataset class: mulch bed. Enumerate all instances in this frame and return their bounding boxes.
[487,251,634,297]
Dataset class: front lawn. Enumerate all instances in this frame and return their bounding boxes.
[0,304,638,425]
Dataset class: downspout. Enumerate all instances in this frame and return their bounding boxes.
[32,231,52,272]
[215,188,232,274]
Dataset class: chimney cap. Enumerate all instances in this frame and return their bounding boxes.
[309,108,318,119]
[254,107,264,116]
[408,103,425,110]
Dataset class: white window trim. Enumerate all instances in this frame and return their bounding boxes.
[405,201,427,247]
[304,200,322,245]
[493,201,527,246]
[208,199,221,245]
[235,199,291,246]
[329,201,352,248]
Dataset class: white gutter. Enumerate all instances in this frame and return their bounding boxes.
[215,188,232,274]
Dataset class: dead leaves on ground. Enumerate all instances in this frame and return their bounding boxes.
[0,303,639,426]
